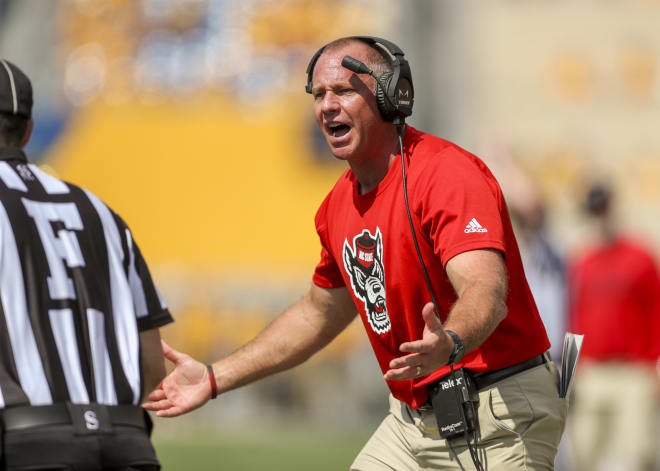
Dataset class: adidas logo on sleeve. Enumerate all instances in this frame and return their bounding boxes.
[464,218,488,233]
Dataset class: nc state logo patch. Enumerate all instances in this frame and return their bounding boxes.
[343,228,391,334]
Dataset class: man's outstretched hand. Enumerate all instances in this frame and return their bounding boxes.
[142,340,212,417]
[383,302,453,381]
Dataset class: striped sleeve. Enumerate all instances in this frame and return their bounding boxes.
[112,212,174,331]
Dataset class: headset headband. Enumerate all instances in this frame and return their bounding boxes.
[306,36,401,93]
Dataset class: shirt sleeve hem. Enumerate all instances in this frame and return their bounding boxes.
[138,310,174,331]
[441,240,507,267]
[312,274,345,289]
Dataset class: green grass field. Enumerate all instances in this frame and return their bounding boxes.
[153,428,372,470]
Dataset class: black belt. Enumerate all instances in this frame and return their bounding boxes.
[0,403,147,432]
[471,354,547,390]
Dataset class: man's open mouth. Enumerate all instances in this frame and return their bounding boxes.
[328,123,351,138]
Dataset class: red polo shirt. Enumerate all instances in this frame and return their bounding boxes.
[313,126,549,409]
[569,237,660,364]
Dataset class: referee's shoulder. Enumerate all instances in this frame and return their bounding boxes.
[62,178,130,229]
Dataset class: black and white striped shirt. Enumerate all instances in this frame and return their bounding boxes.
[0,147,173,408]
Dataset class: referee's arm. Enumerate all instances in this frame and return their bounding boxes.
[140,328,167,398]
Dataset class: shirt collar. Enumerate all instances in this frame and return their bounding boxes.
[0,147,28,163]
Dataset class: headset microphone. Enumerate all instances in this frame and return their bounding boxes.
[341,56,372,75]
[341,55,404,132]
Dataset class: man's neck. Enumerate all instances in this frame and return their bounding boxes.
[350,130,400,195]
[0,146,28,162]
[351,153,397,195]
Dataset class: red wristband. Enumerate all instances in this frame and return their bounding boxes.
[206,364,217,399]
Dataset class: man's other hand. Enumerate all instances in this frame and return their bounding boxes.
[141,340,212,417]
[383,302,453,381]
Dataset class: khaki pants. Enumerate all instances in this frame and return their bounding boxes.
[569,362,658,471]
[352,361,567,470]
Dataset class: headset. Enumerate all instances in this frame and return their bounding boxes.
[305,36,414,125]
[306,37,484,471]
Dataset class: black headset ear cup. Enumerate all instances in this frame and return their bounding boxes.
[375,72,394,121]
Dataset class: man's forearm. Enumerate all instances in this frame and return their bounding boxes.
[443,249,508,355]
[213,288,356,395]
[213,308,324,393]
[443,279,507,354]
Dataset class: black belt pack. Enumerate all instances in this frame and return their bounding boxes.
[428,354,548,439]
[429,368,479,439]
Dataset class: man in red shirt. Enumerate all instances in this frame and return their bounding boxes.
[568,184,660,471]
[144,37,567,469]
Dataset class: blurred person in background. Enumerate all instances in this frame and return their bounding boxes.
[0,59,173,470]
[509,195,567,365]
[144,36,567,470]
[568,182,660,471]
[479,140,567,365]
[508,185,571,471]
[481,141,572,471]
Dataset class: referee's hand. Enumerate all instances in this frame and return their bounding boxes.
[142,340,212,417]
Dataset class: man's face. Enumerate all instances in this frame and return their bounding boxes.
[310,42,387,163]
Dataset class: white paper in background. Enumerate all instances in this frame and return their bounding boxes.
[559,332,584,398]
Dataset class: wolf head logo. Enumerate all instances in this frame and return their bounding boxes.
[343,228,391,334]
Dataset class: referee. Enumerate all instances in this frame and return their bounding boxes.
[0,59,173,470]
